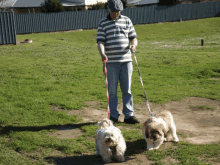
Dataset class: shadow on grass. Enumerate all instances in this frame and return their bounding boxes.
[0,123,146,164]
[45,155,105,165]
[126,139,146,155]
[44,139,146,164]
[45,155,137,165]
[0,122,97,135]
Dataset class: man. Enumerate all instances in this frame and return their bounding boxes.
[96,0,139,124]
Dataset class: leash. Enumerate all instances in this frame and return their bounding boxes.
[132,49,154,117]
[104,59,110,118]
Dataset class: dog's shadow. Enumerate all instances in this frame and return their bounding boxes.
[126,139,146,156]
[0,123,146,164]
[45,155,105,165]
[44,139,146,165]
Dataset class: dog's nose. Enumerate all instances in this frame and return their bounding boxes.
[153,135,157,140]
[106,138,111,142]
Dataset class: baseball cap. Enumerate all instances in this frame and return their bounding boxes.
[107,0,123,11]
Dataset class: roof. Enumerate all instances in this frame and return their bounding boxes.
[13,0,45,7]
[10,0,84,8]
[61,0,84,7]
[1,0,17,7]
[179,0,201,1]
[127,0,159,6]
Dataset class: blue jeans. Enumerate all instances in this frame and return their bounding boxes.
[104,62,134,119]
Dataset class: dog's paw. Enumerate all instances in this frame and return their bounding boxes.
[115,155,125,162]
[153,146,160,150]
[103,158,111,163]
[147,148,154,151]
[173,138,179,142]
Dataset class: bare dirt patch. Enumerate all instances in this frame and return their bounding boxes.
[48,125,83,139]
[48,97,220,164]
[54,97,220,144]
[50,97,220,144]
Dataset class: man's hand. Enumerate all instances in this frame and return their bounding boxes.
[98,42,107,62]
[129,38,138,52]
[101,54,108,62]
[97,42,108,76]
[102,54,108,76]
[130,44,136,52]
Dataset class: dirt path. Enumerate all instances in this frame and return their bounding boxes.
[49,97,220,164]
[52,97,220,144]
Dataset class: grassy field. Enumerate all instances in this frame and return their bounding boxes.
[0,17,220,164]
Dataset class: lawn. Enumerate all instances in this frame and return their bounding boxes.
[0,17,219,165]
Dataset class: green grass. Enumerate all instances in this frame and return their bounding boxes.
[143,141,220,165]
[189,105,215,111]
[0,17,220,164]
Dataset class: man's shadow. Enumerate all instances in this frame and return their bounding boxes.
[0,122,97,135]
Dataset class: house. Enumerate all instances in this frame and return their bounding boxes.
[13,0,44,14]
[0,0,17,11]
[127,0,203,6]
[0,0,46,13]
[62,0,108,10]
[127,0,159,6]
[1,0,107,14]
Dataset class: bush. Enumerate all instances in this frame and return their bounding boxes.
[89,2,107,10]
[41,0,66,12]
[158,0,180,5]
[121,0,128,8]
[89,0,128,10]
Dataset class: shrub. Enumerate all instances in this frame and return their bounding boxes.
[158,0,181,5]
[89,2,107,10]
[41,0,66,12]
[89,0,128,10]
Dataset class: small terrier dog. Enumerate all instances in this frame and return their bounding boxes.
[95,118,126,163]
[142,110,179,150]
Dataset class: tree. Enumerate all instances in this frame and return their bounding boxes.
[121,0,127,8]
[89,0,128,10]
[89,2,107,10]
[41,0,65,13]
[158,0,180,5]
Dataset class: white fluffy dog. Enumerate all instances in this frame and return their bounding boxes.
[142,111,179,150]
[95,118,126,163]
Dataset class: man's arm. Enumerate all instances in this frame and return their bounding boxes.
[130,38,138,52]
[97,42,107,62]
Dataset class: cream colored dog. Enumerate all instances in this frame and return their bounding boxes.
[95,118,126,163]
[142,111,179,150]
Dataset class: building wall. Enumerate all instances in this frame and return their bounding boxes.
[84,0,107,10]
[13,8,41,14]
[85,0,107,5]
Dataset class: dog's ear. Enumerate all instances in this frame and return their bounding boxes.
[96,121,102,127]
[143,122,149,138]
[109,120,114,127]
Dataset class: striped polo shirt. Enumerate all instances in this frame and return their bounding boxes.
[97,14,137,63]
